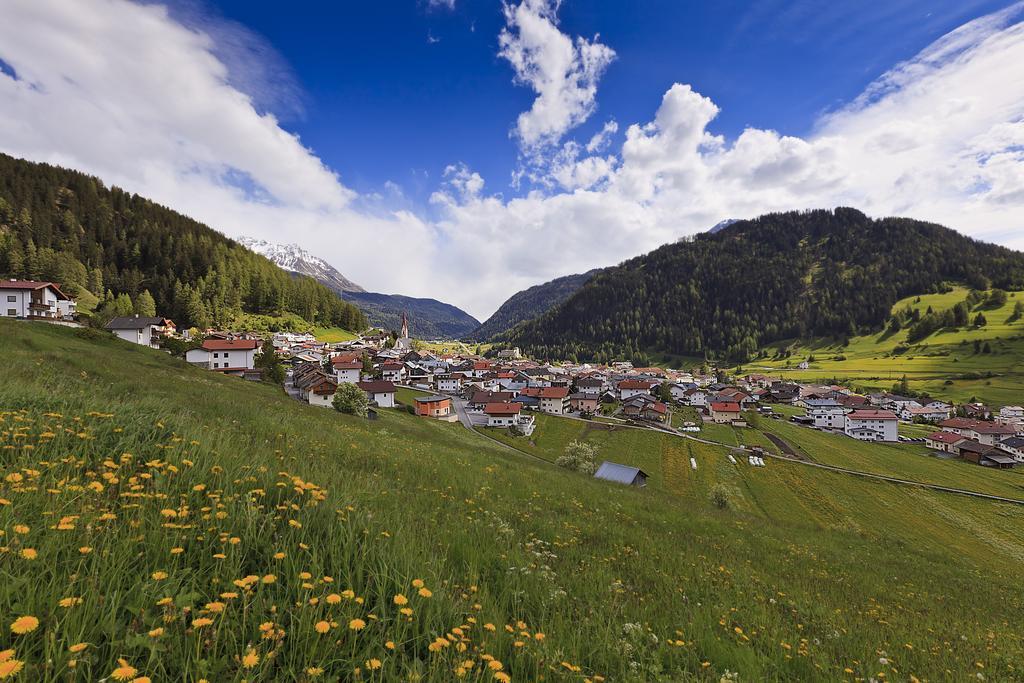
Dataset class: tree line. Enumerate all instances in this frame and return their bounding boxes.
[0,153,366,331]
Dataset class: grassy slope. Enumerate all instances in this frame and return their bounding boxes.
[312,326,359,343]
[740,287,1024,405]
[1,321,1023,681]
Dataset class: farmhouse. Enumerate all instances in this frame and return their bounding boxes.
[593,461,648,487]
[356,380,396,408]
[844,409,898,442]
[0,279,76,320]
[413,395,453,419]
[435,374,464,394]
[575,377,605,396]
[185,338,260,372]
[925,431,963,453]
[708,401,741,424]
[307,376,338,407]
[535,386,570,415]
[380,362,406,383]
[105,315,176,348]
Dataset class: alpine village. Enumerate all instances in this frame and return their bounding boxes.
[4,3,1024,682]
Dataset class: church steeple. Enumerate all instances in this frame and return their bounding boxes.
[400,311,409,340]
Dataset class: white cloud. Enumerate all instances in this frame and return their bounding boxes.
[1,0,1023,323]
[498,0,615,149]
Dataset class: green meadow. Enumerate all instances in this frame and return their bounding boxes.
[740,287,1024,405]
[0,320,1023,681]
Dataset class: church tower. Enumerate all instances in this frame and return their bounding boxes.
[400,311,409,340]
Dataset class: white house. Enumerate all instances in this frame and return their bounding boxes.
[332,360,362,384]
[484,402,536,436]
[185,338,260,371]
[1000,406,1024,420]
[844,409,899,442]
[436,374,464,394]
[618,379,655,401]
[105,315,176,349]
[307,377,338,407]
[900,406,950,422]
[536,387,570,415]
[804,399,847,429]
[357,380,396,408]
[380,362,407,383]
[0,280,76,320]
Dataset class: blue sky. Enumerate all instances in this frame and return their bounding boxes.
[198,0,1012,206]
[2,0,1023,317]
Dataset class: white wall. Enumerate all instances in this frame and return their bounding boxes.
[1,290,27,317]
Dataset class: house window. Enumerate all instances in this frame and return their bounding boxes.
[6,295,15,302]
[213,352,219,358]
[223,353,229,360]
[6,309,16,316]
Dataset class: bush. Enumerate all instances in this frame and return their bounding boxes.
[710,484,731,510]
[556,440,598,475]
[332,383,369,417]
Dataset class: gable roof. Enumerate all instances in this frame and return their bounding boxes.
[0,279,71,299]
[201,339,260,351]
[593,461,648,485]
[846,409,898,420]
[105,316,174,330]
[357,380,396,393]
[618,379,655,390]
[710,401,741,412]
[536,386,569,399]
[484,402,521,416]
[927,431,963,444]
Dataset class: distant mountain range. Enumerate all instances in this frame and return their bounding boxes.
[504,208,1024,363]
[242,238,480,338]
[469,269,601,341]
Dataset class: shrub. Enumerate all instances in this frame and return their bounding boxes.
[556,440,598,475]
[710,484,731,510]
[332,383,369,417]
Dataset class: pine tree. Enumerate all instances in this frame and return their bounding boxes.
[135,289,157,317]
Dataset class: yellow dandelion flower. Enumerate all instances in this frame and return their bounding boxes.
[12,525,28,535]
[484,623,496,631]
[0,651,13,663]
[366,658,382,670]
[273,552,285,559]
[412,579,424,588]
[534,632,545,640]
[131,678,151,683]
[156,597,173,606]
[314,621,331,634]
[170,547,184,555]
[0,659,24,679]
[79,547,92,554]
[418,587,432,598]
[191,617,214,628]
[10,616,38,634]
[488,660,504,671]
[148,628,164,637]
[349,618,366,631]
[262,574,276,584]
[326,593,342,605]
[385,641,395,650]
[19,548,36,560]
[494,673,511,683]
[110,659,138,680]
[242,649,260,668]
[393,594,408,606]
[306,667,324,677]
[151,571,168,581]
[58,597,83,608]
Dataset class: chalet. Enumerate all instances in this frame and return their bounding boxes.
[413,395,453,419]
[844,409,899,442]
[380,362,406,383]
[956,440,1017,468]
[925,431,963,453]
[569,393,600,414]
[484,402,539,435]
[332,359,362,384]
[708,401,742,424]
[641,401,668,422]
[307,376,338,407]
[536,386,570,415]
[963,403,991,419]
[682,388,708,407]
[767,383,800,404]
[618,379,656,401]
[968,422,1019,446]
[468,391,515,411]
[0,280,76,320]
[185,338,260,372]
[593,461,648,487]
[357,380,396,408]
[106,315,176,349]
[1000,405,1024,420]
[803,399,847,429]
[901,406,950,422]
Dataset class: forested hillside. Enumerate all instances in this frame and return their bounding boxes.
[506,208,1024,363]
[0,153,365,331]
[469,269,599,341]
[343,291,480,339]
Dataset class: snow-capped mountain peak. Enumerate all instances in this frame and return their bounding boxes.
[238,237,365,293]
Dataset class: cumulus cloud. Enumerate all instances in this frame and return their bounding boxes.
[1,0,1023,322]
[498,0,615,149]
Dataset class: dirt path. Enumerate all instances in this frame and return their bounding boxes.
[762,433,813,462]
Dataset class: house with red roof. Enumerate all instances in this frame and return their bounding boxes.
[926,431,964,453]
[536,386,570,415]
[0,279,76,320]
[356,380,396,408]
[331,357,363,384]
[708,401,742,424]
[185,338,261,372]
[618,379,656,401]
[844,409,898,442]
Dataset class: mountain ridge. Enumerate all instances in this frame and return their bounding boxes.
[504,207,1024,363]
[468,269,601,341]
[238,237,365,293]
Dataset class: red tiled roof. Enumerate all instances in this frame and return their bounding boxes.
[485,402,521,416]
[537,387,569,399]
[201,339,260,351]
[332,361,362,370]
[927,431,963,444]
[644,402,668,414]
[357,380,396,393]
[618,380,655,390]
[710,402,741,412]
[847,410,898,420]
[0,279,71,299]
